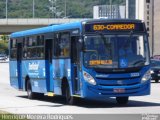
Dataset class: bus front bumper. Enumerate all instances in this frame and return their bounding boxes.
[82,81,150,101]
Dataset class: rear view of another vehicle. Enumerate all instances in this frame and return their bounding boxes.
[150,59,160,83]
[0,54,7,61]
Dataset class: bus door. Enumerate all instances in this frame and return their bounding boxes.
[71,36,81,95]
[45,39,53,92]
[17,42,23,90]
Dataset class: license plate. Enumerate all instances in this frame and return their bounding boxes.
[113,88,125,93]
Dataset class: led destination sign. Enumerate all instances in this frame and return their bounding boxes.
[85,22,145,33]
[93,24,135,31]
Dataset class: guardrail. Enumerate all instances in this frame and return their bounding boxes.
[0,18,90,25]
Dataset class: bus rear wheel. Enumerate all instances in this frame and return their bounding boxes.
[116,97,129,105]
[26,80,44,99]
[65,83,76,105]
[27,80,35,99]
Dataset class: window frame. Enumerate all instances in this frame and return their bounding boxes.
[53,32,71,59]
[10,38,17,60]
[22,35,45,60]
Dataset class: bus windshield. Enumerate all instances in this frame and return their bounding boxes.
[83,34,149,68]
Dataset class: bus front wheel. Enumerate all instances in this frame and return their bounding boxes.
[65,83,76,105]
[116,97,129,105]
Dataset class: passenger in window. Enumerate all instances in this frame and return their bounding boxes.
[63,48,69,57]
[23,51,27,58]
[27,51,31,58]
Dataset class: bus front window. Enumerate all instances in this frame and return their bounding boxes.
[83,34,149,68]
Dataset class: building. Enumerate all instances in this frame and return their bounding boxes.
[126,0,136,19]
[134,0,154,56]
[93,5,126,19]
[154,0,160,55]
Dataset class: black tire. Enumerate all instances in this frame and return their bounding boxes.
[26,80,35,99]
[116,97,129,105]
[155,79,159,83]
[65,83,76,105]
[26,80,44,99]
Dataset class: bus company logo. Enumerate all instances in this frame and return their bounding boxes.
[29,62,39,71]
[95,74,109,78]
[131,73,140,77]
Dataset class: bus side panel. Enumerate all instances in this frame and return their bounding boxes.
[9,61,19,89]
[52,59,71,95]
[22,60,47,93]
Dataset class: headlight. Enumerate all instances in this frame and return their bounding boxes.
[83,71,96,85]
[141,70,151,83]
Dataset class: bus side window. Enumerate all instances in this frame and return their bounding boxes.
[37,35,44,46]
[12,39,17,48]
[71,36,79,63]
[59,33,70,57]
[54,32,70,58]
[37,36,40,45]
[23,48,27,59]
[37,47,44,58]
[27,48,31,59]
[10,39,13,48]
[41,35,45,45]
[54,33,60,57]
[28,37,33,46]
[10,39,17,60]
[10,49,17,59]
[23,38,27,59]
[32,36,36,46]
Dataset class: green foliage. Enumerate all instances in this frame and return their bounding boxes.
[1,35,8,41]
[0,0,125,18]
[0,35,9,54]
[0,41,8,54]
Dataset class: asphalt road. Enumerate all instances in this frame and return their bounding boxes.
[0,62,160,114]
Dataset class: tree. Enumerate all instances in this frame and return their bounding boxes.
[0,41,8,55]
[0,35,9,55]
[1,35,8,42]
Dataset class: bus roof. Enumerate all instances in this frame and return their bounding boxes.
[10,21,82,38]
[10,19,144,38]
[84,19,143,24]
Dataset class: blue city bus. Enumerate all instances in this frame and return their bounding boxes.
[9,19,151,105]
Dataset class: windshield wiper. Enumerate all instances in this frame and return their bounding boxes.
[132,59,145,66]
